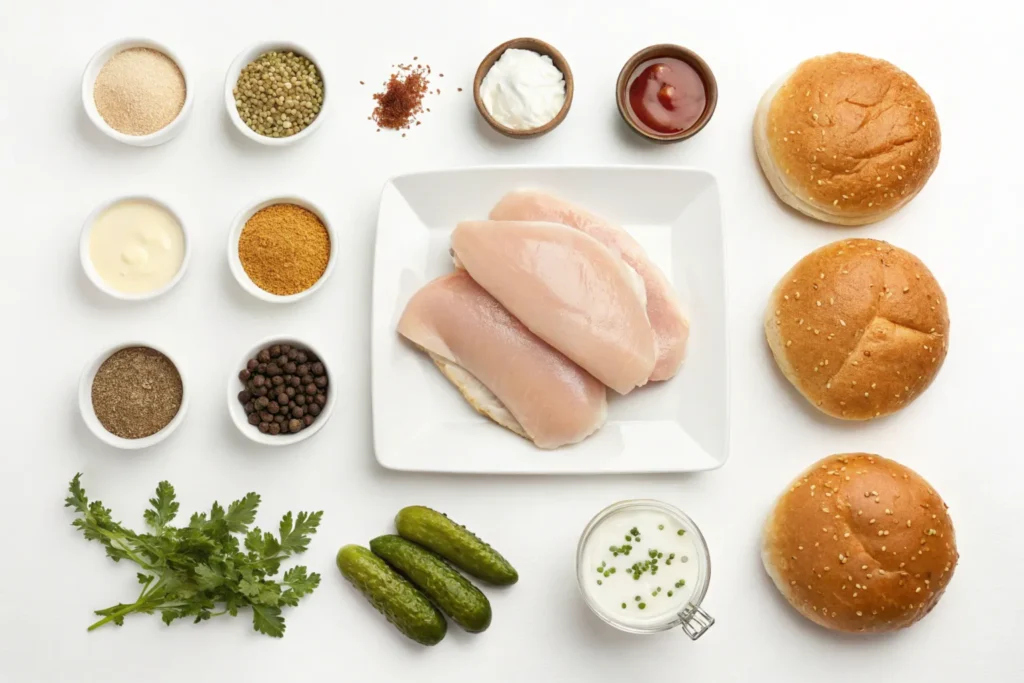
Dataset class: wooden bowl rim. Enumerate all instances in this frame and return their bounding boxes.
[615,43,718,143]
[473,37,574,139]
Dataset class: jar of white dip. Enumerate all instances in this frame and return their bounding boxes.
[576,499,714,639]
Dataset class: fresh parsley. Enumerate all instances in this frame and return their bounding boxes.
[65,473,322,638]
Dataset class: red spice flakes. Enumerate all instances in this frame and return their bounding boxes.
[371,62,431,131]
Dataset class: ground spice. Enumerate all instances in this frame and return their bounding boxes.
[239,204,330,296]
[94,48,186,136]
[92,347,183,439]
[371,63,430,130]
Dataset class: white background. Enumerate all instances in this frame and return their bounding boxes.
[0,0,1019,681]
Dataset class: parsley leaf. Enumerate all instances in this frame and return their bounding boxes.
[66,474,321,638]
[143,481,178,531]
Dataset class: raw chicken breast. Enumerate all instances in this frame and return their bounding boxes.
[397,271,607,449]
[451,220,656,395]
[490,190,689,381]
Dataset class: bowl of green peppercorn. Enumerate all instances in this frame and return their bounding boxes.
[225,41,327,146]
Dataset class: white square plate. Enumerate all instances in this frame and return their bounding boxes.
[371,166,728,474]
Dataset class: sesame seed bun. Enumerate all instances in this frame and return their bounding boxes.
[765,239,949,420]
[754,53,940,225]
[762,454,958,633]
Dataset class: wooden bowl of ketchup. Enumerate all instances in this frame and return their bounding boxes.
[616,44,717,142]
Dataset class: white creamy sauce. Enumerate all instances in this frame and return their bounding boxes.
[89,199,184,294]
[581,509,698,627]
[480,48,566,130]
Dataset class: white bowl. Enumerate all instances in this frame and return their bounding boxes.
[227,336,337,446]
[227,195,336,302]
[82,37,194,147]
[80,195,191,301]
[79,342,189,450]
[224,41,328,146]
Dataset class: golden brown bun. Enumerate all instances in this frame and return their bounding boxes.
[762,454,958,633]
[754,53,940,225]
[765,239,948,420]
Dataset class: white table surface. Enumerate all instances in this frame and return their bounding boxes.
[1,1,1020,681]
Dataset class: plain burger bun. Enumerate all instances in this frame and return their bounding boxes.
[765,238,948,420]
[762,453,958,633]
[754,53,940,225]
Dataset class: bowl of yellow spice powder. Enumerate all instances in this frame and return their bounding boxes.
[229,196,336,302]
[82,38,192,146]
[225,41,327,146]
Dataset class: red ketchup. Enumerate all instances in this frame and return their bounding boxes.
[627,57,707,135]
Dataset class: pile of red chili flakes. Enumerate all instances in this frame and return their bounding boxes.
[364,58,460,134]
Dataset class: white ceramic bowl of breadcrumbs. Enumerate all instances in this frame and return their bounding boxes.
[227,196,336,303]
[225,41,328,146]
[82,38,193,147]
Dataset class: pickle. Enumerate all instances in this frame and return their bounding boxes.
[394,506,519,586]
[335,544,447,645]
[371,535,492,632]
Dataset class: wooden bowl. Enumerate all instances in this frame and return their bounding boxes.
[616,44,718,143]
[474,38,574,138]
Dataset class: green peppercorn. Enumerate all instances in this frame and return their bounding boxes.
[234,51,324,138]
[638,603,646,610]
[677,529,685,536]
[658,524,665,530]
[667,590,674,597]
[597,580,602,585]
[621,603,627,609]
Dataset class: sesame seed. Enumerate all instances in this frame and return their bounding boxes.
[786,340,792,347]
[816,300,822,307]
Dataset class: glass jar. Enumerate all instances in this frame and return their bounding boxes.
[575,499,715,639]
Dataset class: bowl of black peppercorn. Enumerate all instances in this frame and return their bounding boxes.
[228,336,335,445]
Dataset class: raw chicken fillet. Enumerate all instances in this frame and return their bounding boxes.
[397,271,607,449]
[490,190,690,381]
[451,219,656,395]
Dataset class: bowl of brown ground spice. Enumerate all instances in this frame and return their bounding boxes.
[79,342,188,449]
[228,196,336,303]
[82,38,193,147]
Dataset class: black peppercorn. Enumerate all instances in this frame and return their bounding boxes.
[270,345,281,357]
[288,419,303,433]
[280,344,291,354]
[259,422,270,433]
[253,375,266,388]
[284,361,297,374]
[257,363,267,373]
[266,363,280,376]
[308,403,321,417]
[260,411,273,423]
[247,412,260,425]
[275,414,287,423]
[303,415,314,427]
[290,375,302,387]
[268,401,280,414]
[244,401,255,413]
[315,375,328,388]
[271,375,283,387]
[238,390,252,404]
[247,358,259,371]
[294,394,306,406]
[239,368,251,381]
[258,350,271,363]
[256,396,269,409]
[292,406,304,418]
[268,422,281,435]
[286,387,296,398]
[254,386,268,397]
[305,383,317,395]
[297,364,310,376]
[311,362,325,377]
[315,393,326,406]
[296,352,308,364]
[277,392,288,405]
[288,349,300,361]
